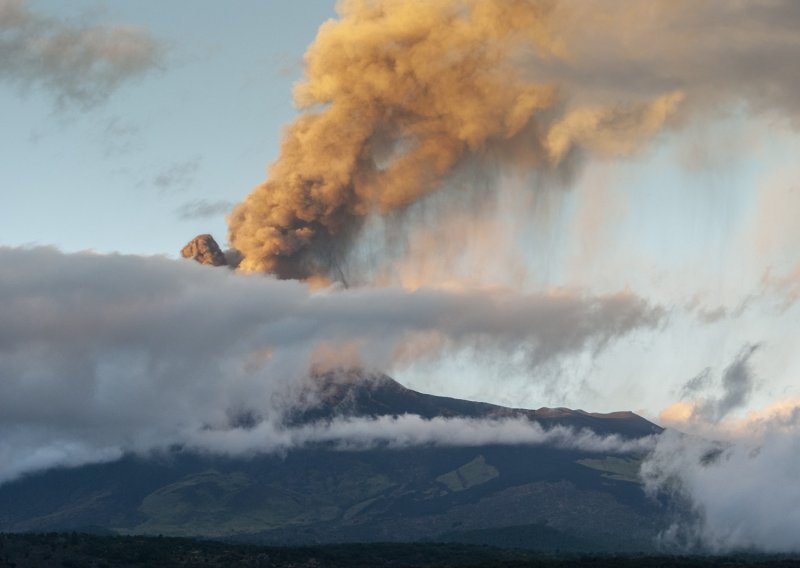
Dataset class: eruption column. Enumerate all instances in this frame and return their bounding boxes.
[228,0,681,281]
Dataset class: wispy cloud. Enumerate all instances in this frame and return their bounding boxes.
[152,157,201,193]
[662,344,761,426]
[175,199,234,220]
[0,0,162,108]
[538,1,800,120]
[98,116,143,157]
[187,414,657,457]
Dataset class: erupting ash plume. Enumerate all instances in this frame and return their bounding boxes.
[228,0,682,279]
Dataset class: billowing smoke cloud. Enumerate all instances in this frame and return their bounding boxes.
[229,0,800,281]
[228,0,683,279]
[0,246,661,484]
[0,0,161,107]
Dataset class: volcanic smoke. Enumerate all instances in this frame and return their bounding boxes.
[227,0,682,280]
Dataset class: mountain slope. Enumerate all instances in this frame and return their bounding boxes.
[0,372,669,552]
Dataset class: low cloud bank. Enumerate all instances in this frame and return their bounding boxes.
[645,346,800,553]
[0,246,661,484]
[643,403,800,553]
[185,414,657,456]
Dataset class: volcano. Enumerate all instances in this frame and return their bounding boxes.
[0,372,671,553]
[294,370,661,439]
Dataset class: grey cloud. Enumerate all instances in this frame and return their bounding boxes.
[713,344,760,421]
[152,157,201,193]
[693,344,760,423]
[679,368,712,400]
[99,116,143,157]
[175,199,234,220]
[0,0,162,108]
[0,246,663,483]
[695,307,728,325]
[538,1,800,121]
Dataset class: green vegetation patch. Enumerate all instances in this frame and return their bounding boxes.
[133,466,402,537]
[342,496,382,520]
[436,454,499,492]
[136,470,308,536]
[576,457,642,483]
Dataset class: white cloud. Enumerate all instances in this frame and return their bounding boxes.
[642,416,800,553]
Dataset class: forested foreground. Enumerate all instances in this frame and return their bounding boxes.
[1,533,799,568]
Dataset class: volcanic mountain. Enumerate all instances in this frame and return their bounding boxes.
[295,370,661,437]
[0,372,671,553]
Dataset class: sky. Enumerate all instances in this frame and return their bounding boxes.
[3,0,800,415]
[2,0,336,255]
[4,0,800,550]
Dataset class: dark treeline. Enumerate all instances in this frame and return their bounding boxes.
[1,533,800,568]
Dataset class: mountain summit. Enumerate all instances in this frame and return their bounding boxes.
[181,234,228,266]
[295,369,662,439]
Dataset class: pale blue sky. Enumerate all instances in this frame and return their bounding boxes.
[2,0,336,255]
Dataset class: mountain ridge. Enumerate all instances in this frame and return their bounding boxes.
[0,370,671,552]
[292,369,663,440]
